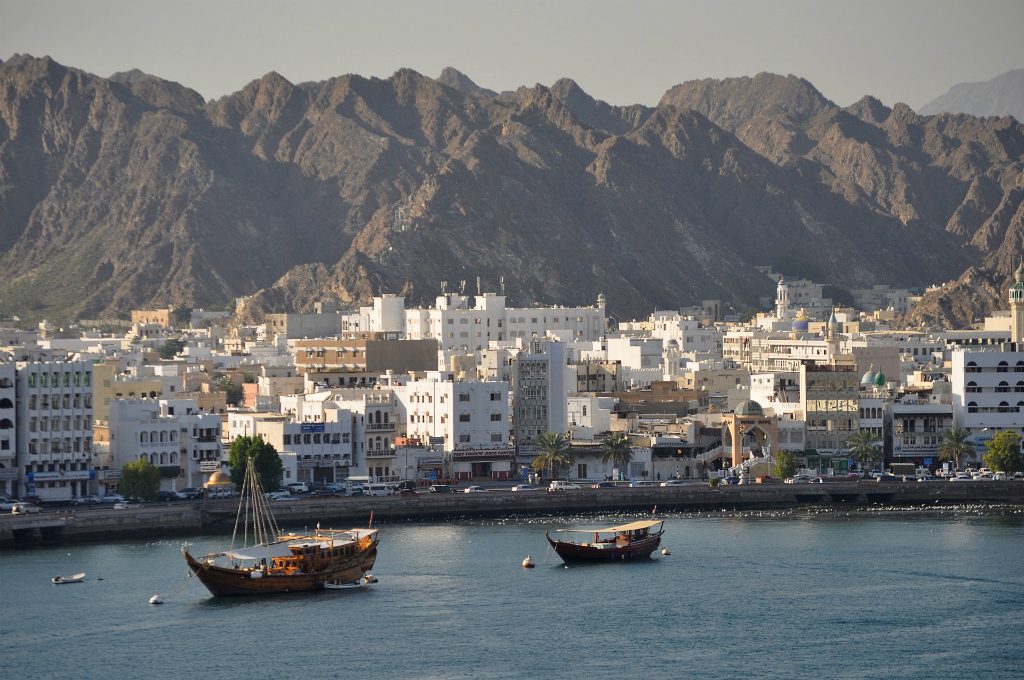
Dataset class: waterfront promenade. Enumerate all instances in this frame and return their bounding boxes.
[4,479,1024,549]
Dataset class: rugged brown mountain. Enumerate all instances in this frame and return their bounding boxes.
[1,57,1021,324]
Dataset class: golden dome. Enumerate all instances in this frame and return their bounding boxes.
[205,470,232,488]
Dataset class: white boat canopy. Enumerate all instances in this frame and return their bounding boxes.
[556,519,663,534]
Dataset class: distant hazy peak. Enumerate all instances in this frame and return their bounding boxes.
[844,95,891,125]
[919,69,1024,121]
[437,66,496,97]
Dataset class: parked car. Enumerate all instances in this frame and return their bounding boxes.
[12,502,42,514]
[156,491,184,501]
[463,485,487,493]
[397,488,419,496]
[100,494,125,504]
[510,484,539,492]
[71,494,104,506]
[394,480,418,492]
[874,474,901,482]
[309,489,335,498]
[659,479,690,486]
[285,482,310,494]
[629,480,657,488]
[720,476,739,485]
[0,498,18,511]
[949,473,975,482]
[112,501,141,510]
[266,491,294,501]
[427,485,457,494]
[548,480,581,491]
[591,481,616,489]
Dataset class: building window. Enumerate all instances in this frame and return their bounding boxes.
[490,413,502,421]
[459,394,470,402]
[459,413,471,423]
[459,434,471,443]
[490,433,503,442]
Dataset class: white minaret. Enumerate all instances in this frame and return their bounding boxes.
[775,276,789,319]
[1010,262,1024,344]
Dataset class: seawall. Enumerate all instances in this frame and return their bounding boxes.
[3,480,1023,549]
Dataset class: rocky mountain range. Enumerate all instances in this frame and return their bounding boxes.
[919,69,1024,122]
[1,55,1022,326]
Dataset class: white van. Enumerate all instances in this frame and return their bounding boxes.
[365,482,394,497]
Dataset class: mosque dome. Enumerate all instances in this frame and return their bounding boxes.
[205,470,232,488]
[734,400,764,417]
[873,370,887,387]
[860,364,876,385]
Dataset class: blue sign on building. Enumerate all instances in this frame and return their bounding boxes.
[300,424,325,433]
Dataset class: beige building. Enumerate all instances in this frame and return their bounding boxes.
[131,309,172,327]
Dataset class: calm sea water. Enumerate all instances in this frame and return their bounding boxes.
[2,507,1023,680]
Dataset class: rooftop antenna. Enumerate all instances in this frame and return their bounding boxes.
[500,276,505,295]
[476,276,481,296]
[460,280,466,295]
[441,280,447,294]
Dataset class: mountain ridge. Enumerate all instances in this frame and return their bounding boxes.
[0,55,1021,325]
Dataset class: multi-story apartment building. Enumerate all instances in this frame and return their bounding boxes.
[890,398,953,467]
[15,360,94,501]
[329,389,402,480]
[291,335,438,388]
[100,398,221,492]
[391,373,512,480]
[228,405,354,486]
[0,363,16,496]
[512,341,571,458]
[799,362,860,455]
[364,292,606,353]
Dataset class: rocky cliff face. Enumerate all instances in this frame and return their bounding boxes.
[1,56,1022,324]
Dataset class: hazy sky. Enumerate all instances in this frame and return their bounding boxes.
[2,0,1022,108]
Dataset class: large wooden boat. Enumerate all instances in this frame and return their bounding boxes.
[183,457,378,597]
[546,519,664,563]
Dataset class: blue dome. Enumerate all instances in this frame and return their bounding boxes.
[791,309,810,332]
[860,369,877,385]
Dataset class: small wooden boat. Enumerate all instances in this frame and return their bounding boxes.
[546,520,664,563]
[52,572,85,584]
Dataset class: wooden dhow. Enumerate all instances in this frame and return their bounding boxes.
[546,519,664,563]
[183,458,378,597]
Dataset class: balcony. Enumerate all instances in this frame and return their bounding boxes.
[366,422,396,432]
[365,449,395,459]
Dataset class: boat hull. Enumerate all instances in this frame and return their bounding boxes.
[184,544,377,597]
[546,532,662,563]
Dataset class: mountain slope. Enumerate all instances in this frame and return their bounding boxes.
[919,69,1024,121]
[0,56,1022,325]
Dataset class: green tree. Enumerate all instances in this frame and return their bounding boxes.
[120,457,160,501]
[171,305,191,327]
[600,432,633,477]
[982,431,1024,474]
[228,436,284,492]
[847,430,881,473]
[531,432,573,480]
[157,338,186,360]
[774,450,798,479]
[217,375,244,406]
[939,426,975,472]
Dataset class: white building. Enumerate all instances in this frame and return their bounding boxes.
[0,363,16,496]
[15,360,94,501]
[104,399,222,492]
[391,373,513,480]
[950,347,1024,447]
[512,340,571,456]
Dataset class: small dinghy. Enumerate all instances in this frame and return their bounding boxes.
[52,572,85,584]
[148,594,164,605]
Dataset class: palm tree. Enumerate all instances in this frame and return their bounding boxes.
[600,432,633,480]
[939,427,975,472]
[531,431,573,481]
[846,430,881,474]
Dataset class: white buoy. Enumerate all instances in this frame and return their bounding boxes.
[363,573,378,584]
[661,547,671,556]
[522,555,536,569]
[148,594,164,605]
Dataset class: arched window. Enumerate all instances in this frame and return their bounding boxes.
[170,431,176,442]
[967,401,978,413]
[150,431,158,444]
[997,361,1009,373]
[1016,360,1024,373]
[140,453,148,461]
[0,418,11,429]
[999,401,1010,413]
[383,438,389,449]
[0,398,12,409]
[160,452,166,465]
[0,378,12,388]
[140,432,149,444]
[383,412,389,424]
[997,381,1010,393]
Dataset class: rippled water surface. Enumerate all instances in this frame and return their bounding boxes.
[2,508,1023,679]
